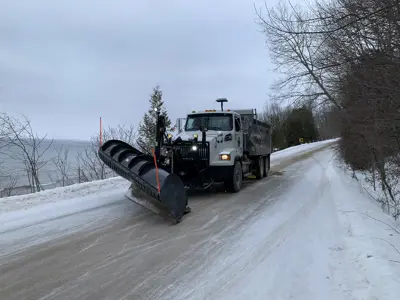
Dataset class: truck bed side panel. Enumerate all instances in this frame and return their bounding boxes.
[242,116,272,156]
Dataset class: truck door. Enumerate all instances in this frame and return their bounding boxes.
[234,115,243,156]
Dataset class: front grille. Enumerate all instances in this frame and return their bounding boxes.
[172,142,209,161]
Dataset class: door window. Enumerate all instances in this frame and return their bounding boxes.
[235,117,241,131]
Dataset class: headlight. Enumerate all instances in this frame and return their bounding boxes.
[191,145,198,151]
[219,154,230,160]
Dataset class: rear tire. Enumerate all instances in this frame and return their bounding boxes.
[255,157,263,179]
[263,156,270,178]
[171,217,181,225]
[225,160,243,193]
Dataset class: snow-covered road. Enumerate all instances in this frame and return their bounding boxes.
[1,140,399,300]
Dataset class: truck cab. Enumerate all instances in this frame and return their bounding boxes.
[162,99,271,193]
[179,110,243,167]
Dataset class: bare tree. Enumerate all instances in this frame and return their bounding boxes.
[0,114,53,192]
[0,160,9,197]
[261,102,291,149]
[0,113,14,162]
[258,0,400,218]
[261,102,289,129]
[0,113,11,144]
[76,123,138,182]
[255,0,341,109]
[0,174,19,197]
[0,114,11,183]
[52,145,73,187]
[313,103,340,139]
[0,159,7,187]
[325,0,400,218]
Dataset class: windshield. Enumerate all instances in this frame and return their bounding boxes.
[185,113,233,131]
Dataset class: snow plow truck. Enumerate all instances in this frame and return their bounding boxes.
[98,98,272,224]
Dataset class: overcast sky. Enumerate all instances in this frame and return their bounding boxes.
[0,0,278,140]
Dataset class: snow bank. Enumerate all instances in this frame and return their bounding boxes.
[0,185,127,235]
[0,177,130,214]
[339,158,400,219]
[0,138,338,214]
[326,159,400,299]
[271,138,339,161]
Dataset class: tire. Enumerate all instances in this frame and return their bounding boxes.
[263,156,269,178]
[225,160,243,193]
[255,157,263,179]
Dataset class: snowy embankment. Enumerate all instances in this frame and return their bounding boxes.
[325,157,400,299]
[271,139,338,160]
[323,157,400,299]
[0,138,338,214]
[351,163,400,219]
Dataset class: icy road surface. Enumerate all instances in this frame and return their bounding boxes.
[1,140,399,300]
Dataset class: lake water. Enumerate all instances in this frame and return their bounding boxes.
[0,139,91,196]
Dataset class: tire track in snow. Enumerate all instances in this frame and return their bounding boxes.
[165,151,332,300]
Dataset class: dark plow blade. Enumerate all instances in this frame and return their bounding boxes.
[98,139,187,223]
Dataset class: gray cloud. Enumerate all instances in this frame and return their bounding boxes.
[0,0,276,140]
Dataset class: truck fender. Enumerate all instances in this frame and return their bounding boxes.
[234,155,242,164]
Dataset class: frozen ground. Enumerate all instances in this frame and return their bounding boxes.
[1,138,399,300]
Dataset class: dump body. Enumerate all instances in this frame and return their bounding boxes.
[234,109,272,157]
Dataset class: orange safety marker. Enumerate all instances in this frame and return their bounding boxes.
[151,148,161,193]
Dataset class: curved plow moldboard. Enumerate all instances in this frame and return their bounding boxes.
[98,140,187,221]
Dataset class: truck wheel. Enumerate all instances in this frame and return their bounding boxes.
[255,157,263,179]
[225,161,243,193]
[263,156,269,178]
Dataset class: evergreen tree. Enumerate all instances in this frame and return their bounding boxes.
[284,107,318,147]
[136,85,171,154]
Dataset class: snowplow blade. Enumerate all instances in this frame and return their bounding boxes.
[98,139,187,223]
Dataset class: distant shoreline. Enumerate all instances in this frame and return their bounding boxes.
[0,139,92,197]
[42,138,92,143]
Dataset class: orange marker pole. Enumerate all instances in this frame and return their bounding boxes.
[151,148,161,193]
[99,117,103,147]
